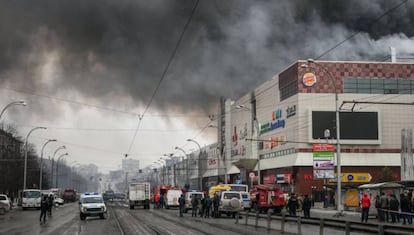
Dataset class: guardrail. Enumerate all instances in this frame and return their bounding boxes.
[235,210,414,235]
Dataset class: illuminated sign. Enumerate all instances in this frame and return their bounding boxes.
[302,72,317,87]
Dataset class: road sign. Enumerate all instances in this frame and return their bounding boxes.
[249,172,255,178]
[329,173,372,183]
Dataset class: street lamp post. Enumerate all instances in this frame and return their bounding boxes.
[302,59,343,214]
[0,100,26,121]
[70,162,81,189]
[157,160,166,184]
[56,153,68,188]
[39,139,57,190]
[175,147,189,185]
[51,145,66,188]
[23,126,47,190]
[187,139,202,190]
[164,154,177,187]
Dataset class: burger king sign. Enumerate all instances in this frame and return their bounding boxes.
[302,72,317,87]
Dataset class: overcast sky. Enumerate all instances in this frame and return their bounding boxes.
[0,0,413,173]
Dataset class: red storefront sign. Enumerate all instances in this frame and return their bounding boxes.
[313,143,334,152]
[263,175,276,184]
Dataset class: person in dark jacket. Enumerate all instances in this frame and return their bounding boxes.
[287,193,298,217]
[400,191,412,225]
[212,193,220,218]
[40,195,48,224]
[302,194,311,218]
[389,194,400,223]
[178,194,185,217]
[191,194,199,217]
[204,195,212,218]
[47,194,54,216]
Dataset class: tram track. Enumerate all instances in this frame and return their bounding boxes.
[110,201,263,235]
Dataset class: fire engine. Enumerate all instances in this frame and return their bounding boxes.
[249,184,286,213]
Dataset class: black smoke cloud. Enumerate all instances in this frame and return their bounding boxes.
[0,0,413,117]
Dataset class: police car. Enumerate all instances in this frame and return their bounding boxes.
[79,192,107,220]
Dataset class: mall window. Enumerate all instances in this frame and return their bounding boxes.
[344,78,414,94]
[280,80,298,101]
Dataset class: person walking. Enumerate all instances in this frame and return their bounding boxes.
[159,193,164,209]
[287,193,298,217]
[204,195,211,218]
[389,194,400,223]
[191,194,199,217]
[178,194,185,217]
[47,194,54,216]
[302,194,311,219]
[199,195,206,217]
[400,191,412,225]
[39,195,48,224]
[374,195,381,221]
[360,193,371,223]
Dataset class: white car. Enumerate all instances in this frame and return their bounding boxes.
[79,192,107,220]
[0,194,11,212]
[54,196,64,206]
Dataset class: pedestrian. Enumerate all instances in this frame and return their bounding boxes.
[287,193,298,217]
[360,193,371,223]
[213,193,220,218]
[178,194,185,217]
[401,191,412,225]
[374,195,381,221]
[159,193,164,209]
[191,194,199,217]
[389,194,399,223]
[204,195,211,218]
[380,192,389,222]
[302,194,311,219]
[47,194,54,216]
[199,195,205,217]
[39,195,48,224]
[154,193,160,209]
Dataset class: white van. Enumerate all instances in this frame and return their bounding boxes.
[22,189,42,210]
[164,189,182,209]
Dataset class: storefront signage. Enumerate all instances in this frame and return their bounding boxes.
[328,173,372,183]
[260,120,285,134]
[276,174,292,184]
[264,135,286,149]
[313,143,335,179]
[208,159,217,166]
[302,72,317,87]
[286,105,296,118]
[263,174,275,184]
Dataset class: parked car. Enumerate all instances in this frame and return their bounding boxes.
[54,196,64,206]
[0,202,8,214]
[0,194,11,212]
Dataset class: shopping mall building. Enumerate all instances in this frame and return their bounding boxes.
[202,59,414,205]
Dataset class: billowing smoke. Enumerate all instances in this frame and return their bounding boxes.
[0,0,413,117]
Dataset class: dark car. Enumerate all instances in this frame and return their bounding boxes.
[103,190,115,202]
[63,189,77,203]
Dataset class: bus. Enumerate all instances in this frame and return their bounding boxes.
[21,189,42,210]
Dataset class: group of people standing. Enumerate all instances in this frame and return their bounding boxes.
[186,194,220,218]
[286,193,312,218]
[373,191,413,225]
[153,193,164,209]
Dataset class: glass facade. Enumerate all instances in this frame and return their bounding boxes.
[344,78,414,94]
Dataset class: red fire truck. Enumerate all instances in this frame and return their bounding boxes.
[250,184,286,213]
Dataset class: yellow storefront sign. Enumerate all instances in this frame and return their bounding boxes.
[329,173,372,183]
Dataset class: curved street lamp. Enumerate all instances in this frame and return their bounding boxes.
[175,146,189,185]
[51,145,66,188]
[39,139,57,190]
[56,153,69,188]
[0,100,26,121]
[302,58,342,214]
[186,138,202,190]
[23,126,47,190]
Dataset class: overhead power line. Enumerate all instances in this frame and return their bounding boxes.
[125,0,200,157]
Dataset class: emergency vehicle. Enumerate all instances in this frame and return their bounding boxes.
[79,192,107,220]
[249,184,286,213]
